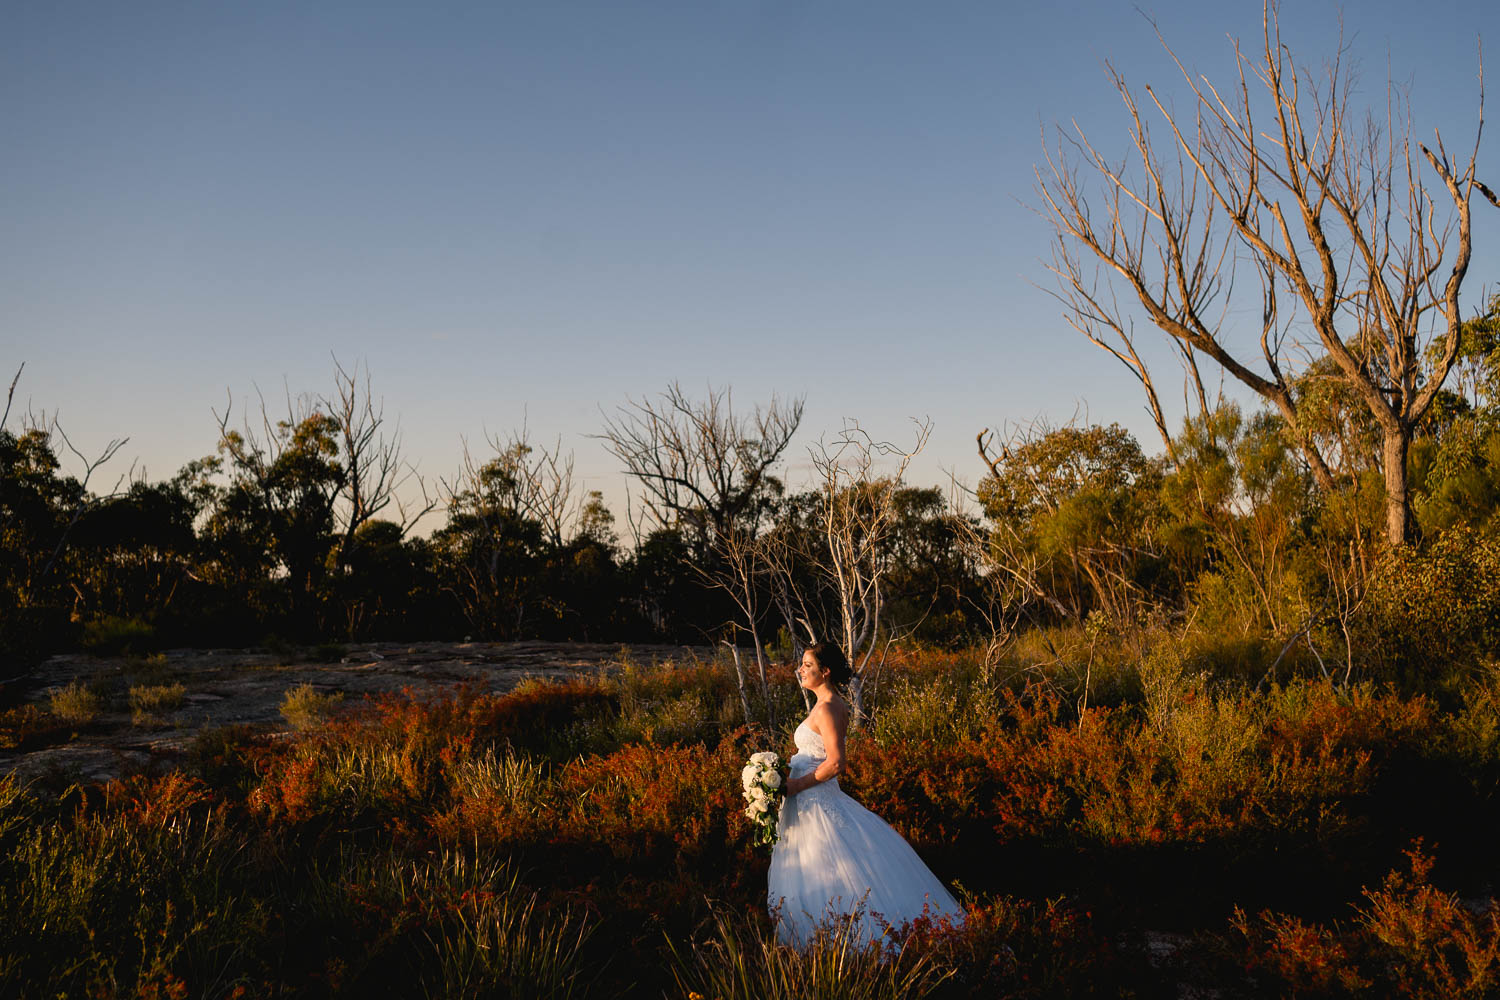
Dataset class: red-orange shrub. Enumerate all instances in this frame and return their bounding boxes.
[1232,844,1500,998]
[0,704,68,751]
[101,772,217,827]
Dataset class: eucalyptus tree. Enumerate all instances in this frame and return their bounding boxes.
[1038,3,1495,545]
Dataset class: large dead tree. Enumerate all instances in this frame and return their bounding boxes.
[1038,4,1494,545]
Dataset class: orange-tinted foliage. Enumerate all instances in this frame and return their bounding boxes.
[1232,843,1500,997]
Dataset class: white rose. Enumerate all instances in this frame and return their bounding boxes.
[741,765,759,788]
[751,752,778,766]
[764,771,782,789]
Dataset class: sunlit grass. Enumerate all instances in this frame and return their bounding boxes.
[48,680,103,725]
[279,682,344,731]
[669,905,952,1000]
[128,682,185,727]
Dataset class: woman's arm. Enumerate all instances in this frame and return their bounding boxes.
[786,705,847,795]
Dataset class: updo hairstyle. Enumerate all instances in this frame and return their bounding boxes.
[805,642,852,690]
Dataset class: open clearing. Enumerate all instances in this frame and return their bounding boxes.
[2,640,708,783]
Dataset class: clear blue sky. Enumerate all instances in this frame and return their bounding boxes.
[4,0,1496,532]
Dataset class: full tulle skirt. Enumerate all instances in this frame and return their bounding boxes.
[766,760,964,948]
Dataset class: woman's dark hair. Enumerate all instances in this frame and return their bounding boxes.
[806,642,851,689]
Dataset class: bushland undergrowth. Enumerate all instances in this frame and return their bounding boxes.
[3,645,1499,998]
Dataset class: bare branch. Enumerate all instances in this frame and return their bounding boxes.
[1036,2,1487,542]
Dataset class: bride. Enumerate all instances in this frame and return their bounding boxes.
[767,641,965,948]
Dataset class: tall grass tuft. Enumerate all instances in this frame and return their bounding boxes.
[49,680,103,725]
[447,744,548,807]
[129,682,185,726]
[0,779,259,998]
[669,906,951,1000]
[280,682,345,730]
[296,845,597,999]
[417,867,597,1000]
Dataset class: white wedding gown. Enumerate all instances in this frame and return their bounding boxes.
[766,716,964,948]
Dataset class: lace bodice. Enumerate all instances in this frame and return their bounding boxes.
[793,719,827,760]
[788,717,831,784]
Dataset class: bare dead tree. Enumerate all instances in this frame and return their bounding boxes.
[598,384,803,717]
[34,415,132,584]
[702,522,775,726]
[1037,3,1492,545]
[324,357,437,555]
[502,427,578,549]
[597,383,804,560]
[768,418,932,722]
[2,364,23,433]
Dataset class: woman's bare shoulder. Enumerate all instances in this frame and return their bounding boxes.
[809,698,850,731]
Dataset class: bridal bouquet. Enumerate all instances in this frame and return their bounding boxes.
[740,751,786,850]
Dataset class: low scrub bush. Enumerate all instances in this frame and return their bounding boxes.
[905,895,1118,998]
[491,677,619,758]
[301,846,598,998]
[1361,525,1500,682]
[279,683,345,730]
[48,680,103,725]
[123,652,173,686]
[0,704,70,751]
[128,682,185,726]
[0,775,259,999]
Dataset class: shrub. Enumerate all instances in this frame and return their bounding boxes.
[123,652,173,686]
[490,677,619,758]
[287,844,598,997]
[1231,843,1500,998]
[871,675,976,749]
[128,683,185,727]
[415,862,597,999]
[904,894,1118,998]
[0,705,70,751]
[279,683,345,731]
[1361,525,1500,679]
[311,642,347,663]
[81,615,156,656]
[49,681,103,725]
[186,724,268,792]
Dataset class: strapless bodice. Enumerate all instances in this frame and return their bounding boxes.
[794,718,826,758]
[788,718,829,780]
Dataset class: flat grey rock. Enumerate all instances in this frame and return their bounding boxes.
[2,640,708,785]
